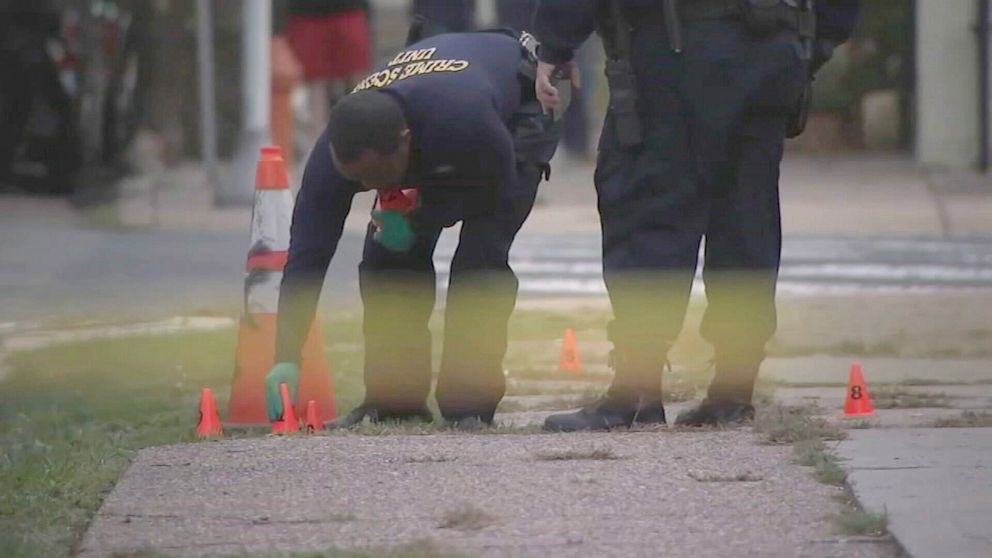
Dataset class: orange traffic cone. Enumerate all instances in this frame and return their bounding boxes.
[196,387,223,437]
[226,146,337,428]
[842,361,875,416]
[271,383,299,434]
[304,400,323,434]
[558,328,582,373]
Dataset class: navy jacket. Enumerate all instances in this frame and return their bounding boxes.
[533,0,861,64]
[275,32,526,363]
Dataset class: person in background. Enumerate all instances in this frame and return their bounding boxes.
[283,0,371,150]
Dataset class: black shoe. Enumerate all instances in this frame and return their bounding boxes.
[674,399,755,427]
[544,397,637,432]
[633,399,667,425]
[324,404,433,429]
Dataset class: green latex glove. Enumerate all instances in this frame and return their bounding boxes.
[372,209,415,252]
[264,362,299,422]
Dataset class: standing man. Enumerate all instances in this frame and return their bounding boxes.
[264,30,559,428]
[534,0,860,431]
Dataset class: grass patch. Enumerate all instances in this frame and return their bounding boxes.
[0,325,367,557]
[844,419,876,430]
[404,455,456,464]
[754,404,846,445]
[792,440,847,486]
[437,504,497,531]
[832,508,889,537]
[497,393,600,413]
[872,387,951,409]
[532,446,619,461]
[687,471,763,483]
[933,411,992,428]
[507,309,610,342]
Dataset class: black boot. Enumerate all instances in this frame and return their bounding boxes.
[544,397,636,432]
[674,399,755,427]
[325,404,433,429]
[633,398,667,425]
[544,394,665,432]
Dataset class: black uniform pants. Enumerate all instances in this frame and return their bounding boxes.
[597,19,807,404]
[357,163,542,420]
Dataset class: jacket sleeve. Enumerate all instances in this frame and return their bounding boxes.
[274,126,359,363]
[532,0,597,64]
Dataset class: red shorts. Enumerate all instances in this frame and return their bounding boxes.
[285,10,371,81]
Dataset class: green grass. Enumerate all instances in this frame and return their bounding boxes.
[792,440,847,486]
[933,411,992,428]
[754,404,846,445]
[532,447,619,461]
[437,504,497,531]
[0,324,369,557]
[832,508,889,537]
[872,387,951,409]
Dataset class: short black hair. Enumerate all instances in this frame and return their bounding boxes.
[327,91,406,164]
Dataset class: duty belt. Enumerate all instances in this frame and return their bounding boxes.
[635,0,816,51]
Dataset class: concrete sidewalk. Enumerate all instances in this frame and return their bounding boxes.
[68,354,992,557]
[763,357,992,558]
[838,429,992,558]
[79,430,896,558]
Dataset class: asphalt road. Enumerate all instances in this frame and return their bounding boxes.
[3,216,992,325]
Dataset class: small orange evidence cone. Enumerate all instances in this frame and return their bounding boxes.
[304,400,324,434]
[558,328,582,373]
[196,387,223,438]
[271,382,300,434]
[842,361,875,416]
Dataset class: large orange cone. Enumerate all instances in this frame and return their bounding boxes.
[557,328,582,373]
[304,400,324,434]
[196,387,223,437]
[271,383,299,434]
[226,146,336,427]
[842,361,875,416]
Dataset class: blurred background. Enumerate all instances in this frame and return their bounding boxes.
[0,0,965,196]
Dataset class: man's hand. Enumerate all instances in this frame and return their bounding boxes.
[535,60,580,112]
[264,362,300,422]
[371,209,415,252]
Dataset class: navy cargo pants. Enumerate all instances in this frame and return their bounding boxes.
[598,18,807,404]
[358,99,558,421]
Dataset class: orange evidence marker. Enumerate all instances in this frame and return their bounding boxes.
[558,328,582,373]
[196,387,223,438]
[842,361,875,417]
[271,383,300,434]
[304,400,324,434]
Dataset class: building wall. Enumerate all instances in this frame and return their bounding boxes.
[916,0,981,169]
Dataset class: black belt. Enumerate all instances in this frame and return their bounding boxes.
[637,0,813,39]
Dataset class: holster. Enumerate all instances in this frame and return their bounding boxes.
[786,80,813,138]
[604,59,643,147]
[598,0,643,148]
